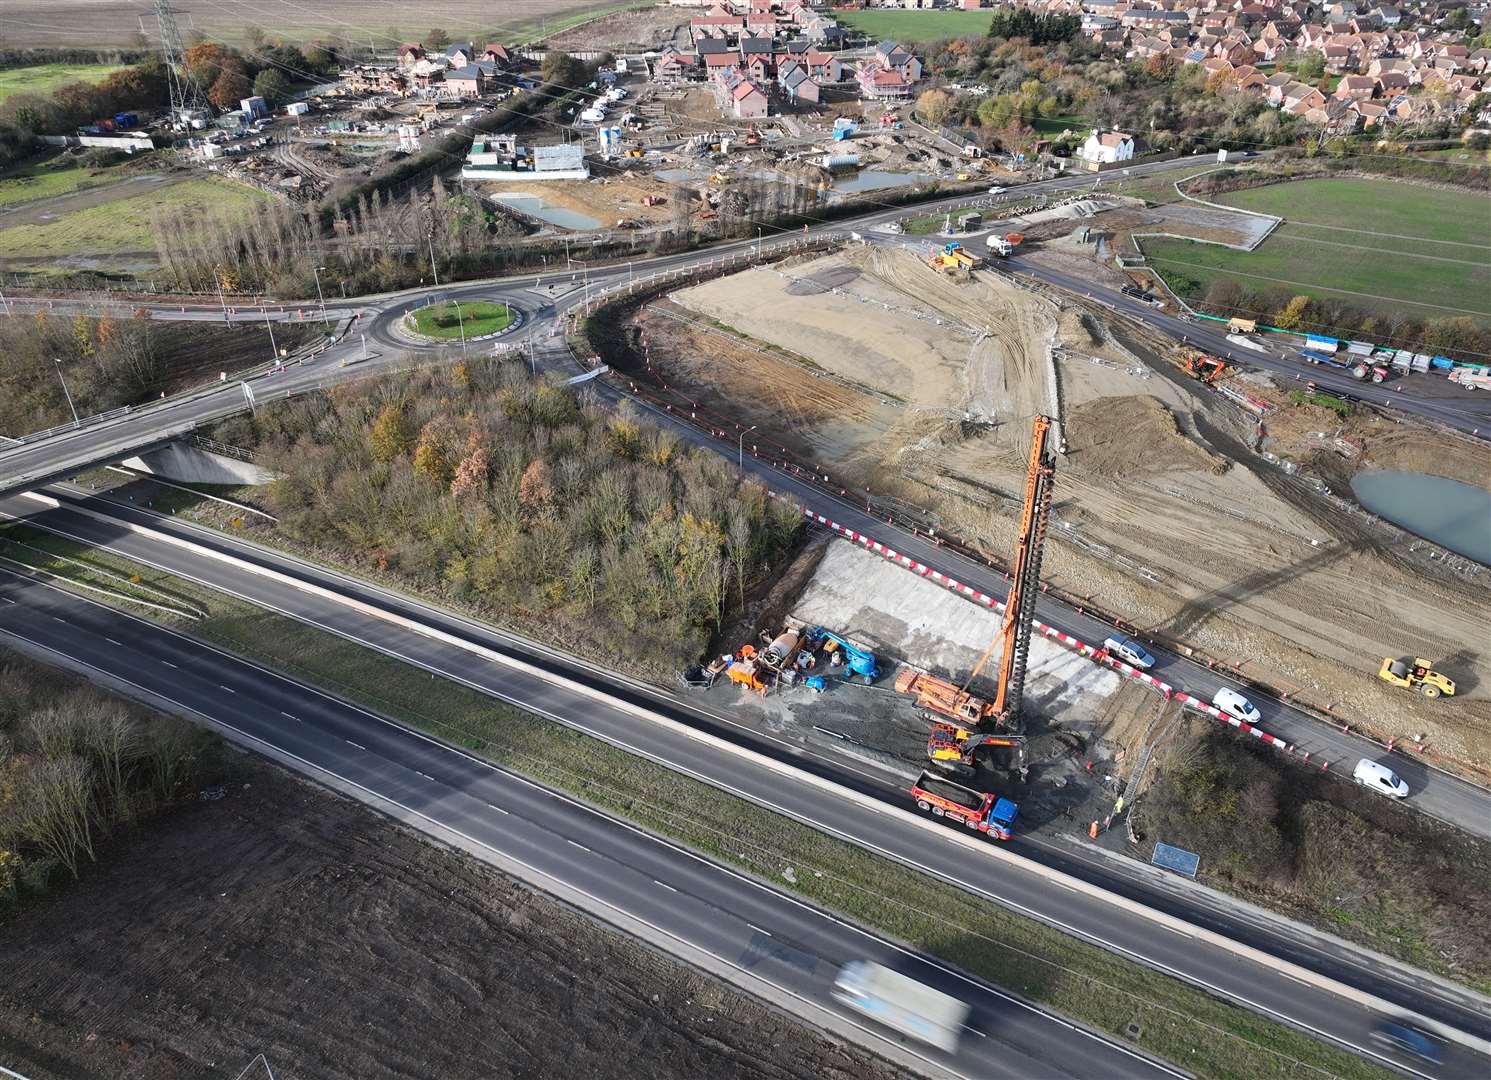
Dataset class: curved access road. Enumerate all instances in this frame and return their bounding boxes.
[0,566,1182,1080]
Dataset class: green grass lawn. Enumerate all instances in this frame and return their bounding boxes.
[839,9,994,43]
[0,176,267,258]
[1143,177,1491,324]
[410,301,513,339]
[0,516,1400,1080]
[0,62,129,104]
[0,156,133,208]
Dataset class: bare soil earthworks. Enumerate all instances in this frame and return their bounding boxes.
[633,244,1491,771]
[0,756,899,1080]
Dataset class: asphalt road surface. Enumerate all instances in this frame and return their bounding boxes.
[4,488,1488,1080]
[0,567,1181,1080]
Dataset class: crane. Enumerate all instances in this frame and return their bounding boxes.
[962,415,1057,733]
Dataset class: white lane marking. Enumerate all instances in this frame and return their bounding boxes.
[566,840,591,853]
[415,771,435,782]
[748,924,772,938]
[0,596,14,604]
[280,711,300,721]
[52,616,67,624]
[486,803,509,815]
[344,740,366,751]
[105,637,123,646]
[962,1024,987,1038]
[653,879,677,893]
[1163,925,1193,938]
[218,684,235,693]
[160,660,178,668]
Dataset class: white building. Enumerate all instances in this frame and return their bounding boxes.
[461,136,590,181]
[1076,129,1134,165]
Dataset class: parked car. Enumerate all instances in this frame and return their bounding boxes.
[1370,1021,1440,1062]
[1353,759,1409,799]
[988,185,1005,195]
[1211,688,1261,723]
[1103,636,1155,670]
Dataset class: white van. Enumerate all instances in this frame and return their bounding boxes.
[1353,759,1409,799]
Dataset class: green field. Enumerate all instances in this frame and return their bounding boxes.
[1143,177,1491,324]
[0,176,267,260]
[0,63,129,104]
[839,9,994,43]
[409,301,514,339]
[0,156,132,208]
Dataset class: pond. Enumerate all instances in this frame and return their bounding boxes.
[830,169,934,196]
[489,193,602,231]
[1351,470,1491,566]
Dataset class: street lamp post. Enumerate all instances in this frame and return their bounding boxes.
[452,299,468,357]
[215,272,230,324]
[54,358,79,427]
[312,265,329,326]
[427,232,440,287]
[738,424,756,472]
[264,311,278,362]
[756,227,761,258]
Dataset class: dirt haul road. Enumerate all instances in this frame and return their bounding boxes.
[0,758,900,1080]
[646,245,1491,771]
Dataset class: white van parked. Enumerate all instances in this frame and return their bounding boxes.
[1353,759,1409,799]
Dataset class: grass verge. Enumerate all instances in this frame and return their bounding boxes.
[0,176,267,258]
[0,63,129,104]
[838,10,996,43]
[0,519,1398,1080]
[0,156,132,208]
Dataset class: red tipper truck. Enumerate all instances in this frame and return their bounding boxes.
[911,770,1019,840]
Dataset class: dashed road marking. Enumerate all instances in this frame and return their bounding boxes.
[345,740,366,751]
[653,879,677,893]
[566,840,590,852]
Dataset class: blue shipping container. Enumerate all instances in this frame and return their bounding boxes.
[1305,335,1341,352]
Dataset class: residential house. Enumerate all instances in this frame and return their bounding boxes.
[445,43,478,69]
[858,61,913,99]
[481,43,513,68]
[654,49,701,80]
[1334,74,1377,98]
[1077,128,1135,164]
[804,49,842,82]
[729,76,769,118]
[779,61,821,103]
[873,41,922,83]
[445,60,499,97]
[1350,98,1389,126]
[1322,43,1356,72]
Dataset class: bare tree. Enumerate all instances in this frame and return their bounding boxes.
[10,756,96,878]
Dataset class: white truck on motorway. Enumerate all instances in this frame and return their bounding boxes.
[832,960,969,1054]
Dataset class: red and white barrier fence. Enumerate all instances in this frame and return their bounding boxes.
[800,507,1179,702]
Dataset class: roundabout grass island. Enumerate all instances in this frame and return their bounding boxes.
[408,301,514,340]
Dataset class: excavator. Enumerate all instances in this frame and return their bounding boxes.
[927,722,1026,778]
[899,415,1056,768]
[1183,354,1227,383]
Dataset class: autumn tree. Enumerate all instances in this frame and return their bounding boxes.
[253,69,293,106]
[915,89,952,125]
[368,402,412,461]
[208,61,253,111]
[1274,294,1313,330]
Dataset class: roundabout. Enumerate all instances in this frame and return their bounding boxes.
[385,294,529,347]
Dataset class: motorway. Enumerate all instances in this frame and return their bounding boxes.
[3,486,1489,1080]
[0,568,1180,1080]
